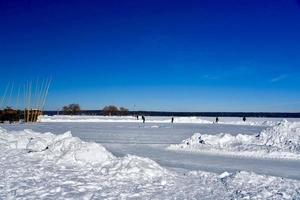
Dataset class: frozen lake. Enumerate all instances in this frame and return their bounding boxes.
[3,121,300,181]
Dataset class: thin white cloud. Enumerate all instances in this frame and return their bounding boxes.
[270,74,288,83]
[201,74,221,80]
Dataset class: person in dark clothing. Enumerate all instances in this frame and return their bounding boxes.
[243,116,246,122]
[136,115,139,120]
[215,117,219,123]
[171,117,174,123]
[142,115,145,123]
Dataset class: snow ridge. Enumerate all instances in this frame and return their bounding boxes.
[38,115,213,124]
[168,120,300,160]
[38,115,288,126]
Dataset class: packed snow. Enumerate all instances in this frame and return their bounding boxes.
[38,115,212,124]
[1,127,300,199]
[168,120,300,160]
[36,115,231,125]
[37,115,299,126]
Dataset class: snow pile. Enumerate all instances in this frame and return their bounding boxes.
[258,120,300,152]
[168,120,300,159]
[0,127,113,165]
[0,127,167,180]
[172,116,212,124]
[1,127,300,199]
[216,171,300,199]
[219,120,278,126]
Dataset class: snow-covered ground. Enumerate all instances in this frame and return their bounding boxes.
[168,120,300,160]
[1,126,300,199]
[1,116,300,199]
[38,115,212,124]
[38,115,300,126]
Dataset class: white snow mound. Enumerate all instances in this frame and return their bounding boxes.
[0,127,114,165]
[0,127,167,179]
[168,120,300,159]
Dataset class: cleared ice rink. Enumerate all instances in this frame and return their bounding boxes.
[2,116,300,199]
[3,116,300,180]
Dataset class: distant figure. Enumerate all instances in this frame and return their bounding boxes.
[136,115,139,120]
[215,117,219,123]
[142,115,145,123]
[171,117,174,123]
[243,116,246,122]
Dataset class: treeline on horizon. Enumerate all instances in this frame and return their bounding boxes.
[53,104,300,118]
[62,104,129,116]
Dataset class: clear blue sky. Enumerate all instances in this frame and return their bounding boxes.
[0,0,300,112]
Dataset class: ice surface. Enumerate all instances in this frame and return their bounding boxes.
[3,122,300,180]
[168,120,300,160]
[1,127,300,199]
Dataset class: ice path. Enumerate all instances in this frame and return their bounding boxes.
[105,144,300,181]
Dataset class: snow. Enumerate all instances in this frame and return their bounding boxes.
[39,115,292,124]
[3,122,300,179]
[38,115,142,123]
[1,126,300,199]
[168,120,300,160]
[38,115,213,124]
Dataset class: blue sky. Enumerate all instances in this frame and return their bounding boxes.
[0,0,300,112]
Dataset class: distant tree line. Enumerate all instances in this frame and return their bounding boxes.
[102,105,129,116]
[61,104,129,116]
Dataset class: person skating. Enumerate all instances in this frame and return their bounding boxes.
[142,115,145,123]
[215,117,219,123]
[171,117,174,123]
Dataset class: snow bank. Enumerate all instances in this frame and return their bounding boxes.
[0,127,167,180]
[218,119,278,126]
[37,115,288,126]
[173,116,212,124]
[1,127,300,199]
[190,170,300,199]
[168,120,300,160]
[0,127,113,165]
[38,115,141,123]
[38,115,213,124]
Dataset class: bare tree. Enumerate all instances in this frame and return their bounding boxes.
[102,105,129,115]
[62,104,81,115]
[102,105,119,116]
